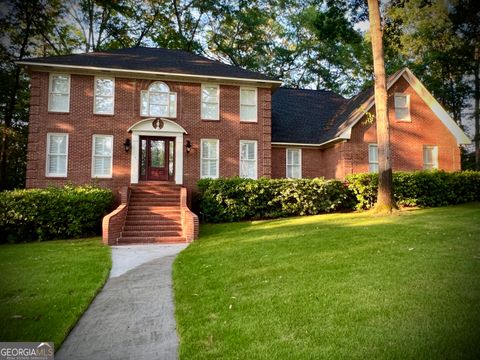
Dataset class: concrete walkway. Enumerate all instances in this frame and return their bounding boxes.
[56,244,188,360]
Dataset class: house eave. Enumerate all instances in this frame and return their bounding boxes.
[271,136,349,149]
[16,61,283,88]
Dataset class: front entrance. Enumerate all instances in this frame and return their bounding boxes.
[139,136,175,181]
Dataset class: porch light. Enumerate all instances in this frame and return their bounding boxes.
[123,138,131,152]
[185,140,192,153]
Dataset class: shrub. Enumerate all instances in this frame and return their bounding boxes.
[0,185,115,242]
[346,170,480,209]
[198,177,355,222]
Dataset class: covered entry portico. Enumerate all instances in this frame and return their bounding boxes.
[128,118,187,185]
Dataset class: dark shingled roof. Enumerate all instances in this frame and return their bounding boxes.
[272,69,405,144]
[20,47,279,82]
[272,88,347,144]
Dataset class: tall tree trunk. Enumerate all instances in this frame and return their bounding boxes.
[367,0,395,212]
[475,45,479,170]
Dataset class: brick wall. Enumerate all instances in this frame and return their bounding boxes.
[271,77,461,180]
[26,71,272,196]
[348,77,460,175]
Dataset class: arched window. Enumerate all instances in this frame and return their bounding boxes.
[140,81,177,117]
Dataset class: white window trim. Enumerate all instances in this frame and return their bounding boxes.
[394,93,411,122]
[200,139,220,178]
[368,143,379,173]
[286,148,302,179]
[92,135,113,178]
[140,81,177,118]
[201,84,220,121]
[48,73,70,112]
[46,133,68,177]
[240,87,258,122]
[94,76,115,115]
[239,140,258,179]
[423,145,439,170]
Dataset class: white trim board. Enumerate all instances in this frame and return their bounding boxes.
[17,61,282,88]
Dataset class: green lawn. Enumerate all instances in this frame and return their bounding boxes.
[173,203,480,359]
[0,238,111,349]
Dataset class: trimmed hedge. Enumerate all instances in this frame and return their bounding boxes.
[0,185,115,242]
[347,170,480,209]
[198,177,355,222]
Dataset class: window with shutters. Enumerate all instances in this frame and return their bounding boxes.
[46,133,68,177]
[239,140,257,179]
[140,81,176,117]
[92,135,113,178]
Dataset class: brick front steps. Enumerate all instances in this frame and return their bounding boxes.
[102,184,199,245]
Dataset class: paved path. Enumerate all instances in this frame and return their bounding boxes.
[56,244,188,360]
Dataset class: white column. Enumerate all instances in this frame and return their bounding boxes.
[175,134,184,184]
[130,134,139,184]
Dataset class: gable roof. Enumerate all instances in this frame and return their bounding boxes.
[272,68,470,146]
[272,88,347,144]
[17,47,282,86]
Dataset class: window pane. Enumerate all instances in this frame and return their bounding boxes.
[241,89,256,105]
[94,136,112,156]
[369,145,378,163]
[202,86,218,102]
[150,104,168,116]
[140,91,148,116]
[241,105,257,121]
[96,78,113,96]
[202,103,218,119]
[151,92,168,105]
[95,96,113,114]
[169,93,177,117]
[50,135,66,154]
[52,75,68,93]
[51,94,69,112]
[149,82,169,93]
[396,108,409,120]
[395,95,407,108]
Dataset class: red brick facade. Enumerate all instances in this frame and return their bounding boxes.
[272,77,461,180]
[26,70,463,199]
[26,71,271,196]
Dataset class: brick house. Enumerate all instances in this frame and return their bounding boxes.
[17,48,470,244]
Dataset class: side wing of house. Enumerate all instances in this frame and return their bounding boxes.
[271,68,470,180]
[340,69,470,177]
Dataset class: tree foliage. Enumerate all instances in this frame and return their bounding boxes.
[0,0,477,188]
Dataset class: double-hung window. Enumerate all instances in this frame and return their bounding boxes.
[286,148,301,179]
[200,139,219,178]
[94,77,115,114]
[423,145,438,170]
[240,87,257,122]
[46,133,68,177]
[92,135,113,178]
[141,81,177,117]
[48,74,70,112]
[240,140,257,179]
[394,93,410,121]
[368,144,379,173]
[201,84,219,120]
